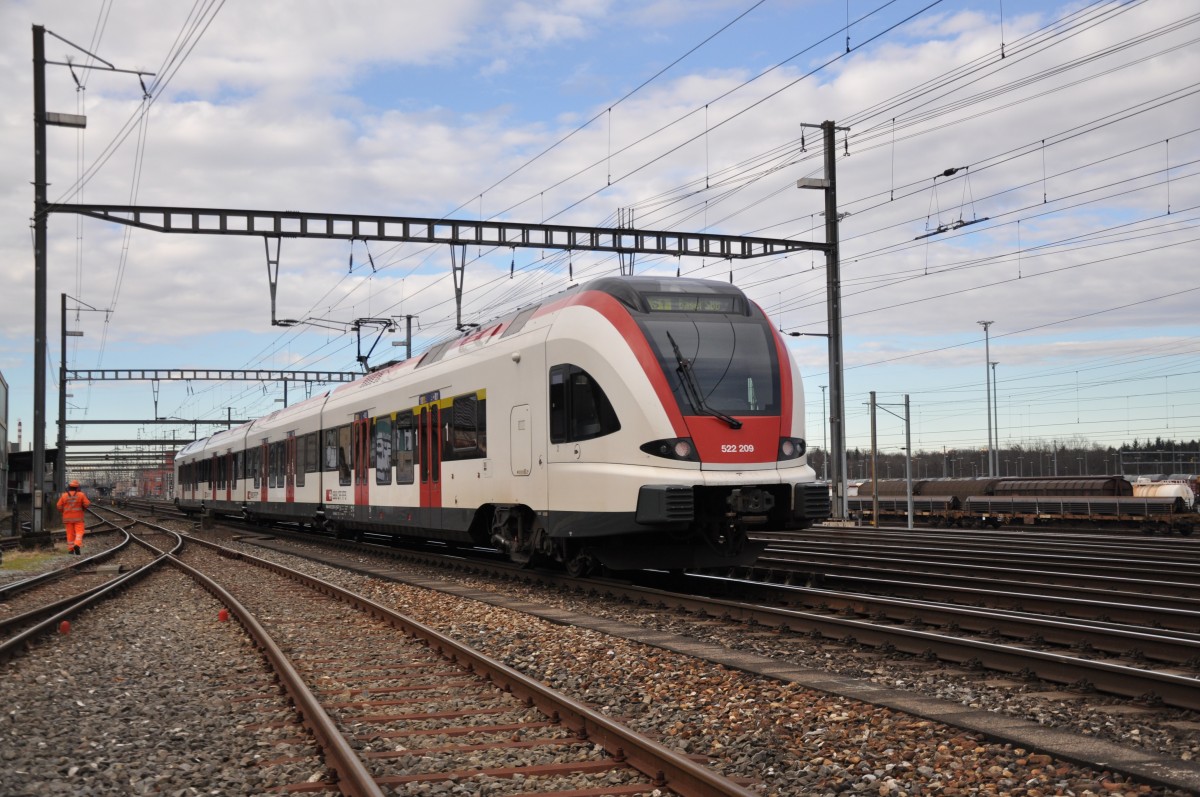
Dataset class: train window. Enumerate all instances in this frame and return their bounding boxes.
[550,370,567,443]
[337,424,352,486]
[375,416,393,485]
[641,314,778,417]
[233,452,241,490]
[268,443,277,488]
[304,433,319,473]
[445,394,487,460]
[394,411,415,484]
[549,365,620,444]
[250,447,260,489]
[324,429,338,471]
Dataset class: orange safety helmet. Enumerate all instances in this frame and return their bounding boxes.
[69,479,80,489]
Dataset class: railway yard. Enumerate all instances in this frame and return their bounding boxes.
[0,501,1197,796]
[5,4,1199,795]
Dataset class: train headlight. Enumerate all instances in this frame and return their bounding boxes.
[778,437,807,460]
[640,438,700,462]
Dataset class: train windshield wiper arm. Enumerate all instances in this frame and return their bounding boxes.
[665,331,742,430]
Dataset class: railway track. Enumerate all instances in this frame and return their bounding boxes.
[118,502,1200,710]
[221,526,1200,790]
[231,525,1200,712]
[0,509,172,660]
[4,505,756,796]
[89,502,1200,791]
[743,527,1200,599]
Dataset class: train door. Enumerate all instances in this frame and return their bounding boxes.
[260,440,269,503]
[418,401,442,510]
[510,405,532,476]
[286,432,296,503]
[225,451,233,502]
[353,413,370,507]
[210,455,218,501]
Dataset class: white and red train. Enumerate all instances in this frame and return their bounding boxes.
[173,276,830,573]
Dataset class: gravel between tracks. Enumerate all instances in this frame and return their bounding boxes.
[224,536,1197,797]
[0,563,328,795]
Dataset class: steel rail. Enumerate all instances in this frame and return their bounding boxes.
[712,569,1200,633]
[592,581,1200,711]
[163,552,385,797]
[223,526,1200,711]
[78,508,386,796]
[760,526,1200,558]
[0,536,171,665]
[702,577,1200,664]
[764,538,1200,579]
[745,554,1200,609]
[194,537,760,797]
[755,549,1200,598]
[0,528,130,602]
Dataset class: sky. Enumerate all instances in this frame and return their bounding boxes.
[1,0,1197,474]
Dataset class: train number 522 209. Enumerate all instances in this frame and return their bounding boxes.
[721,444,755,453]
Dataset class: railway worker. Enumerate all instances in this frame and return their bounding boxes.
[56,479,91,555]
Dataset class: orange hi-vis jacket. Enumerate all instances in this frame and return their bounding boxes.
[56,489,90,521]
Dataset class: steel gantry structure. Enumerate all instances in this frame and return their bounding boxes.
[52,202,819,326]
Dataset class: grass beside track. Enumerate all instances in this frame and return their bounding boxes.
[1,547,66,573]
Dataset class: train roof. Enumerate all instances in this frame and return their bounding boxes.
[179,274,761,447]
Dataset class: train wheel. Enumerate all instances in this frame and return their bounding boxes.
[564,549,598,578]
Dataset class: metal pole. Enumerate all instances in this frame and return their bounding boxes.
[31,25,48,540]
[56,292,67,494]
[820,384,828,482]
[869,390,878,528]
[978,321,993,477]
[905,394,913,530]
[991,361,1000,475]
[822,120,848,520]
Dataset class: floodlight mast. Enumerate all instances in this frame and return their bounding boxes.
[798,120,849,521]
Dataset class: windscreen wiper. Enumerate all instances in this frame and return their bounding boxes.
[666,331,742,429]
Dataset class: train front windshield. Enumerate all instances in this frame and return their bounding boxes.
[637,295,780,418]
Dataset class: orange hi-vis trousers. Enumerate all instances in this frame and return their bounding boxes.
[65,521,85,550]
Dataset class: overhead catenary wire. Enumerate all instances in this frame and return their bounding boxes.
[146,1,1198,444]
